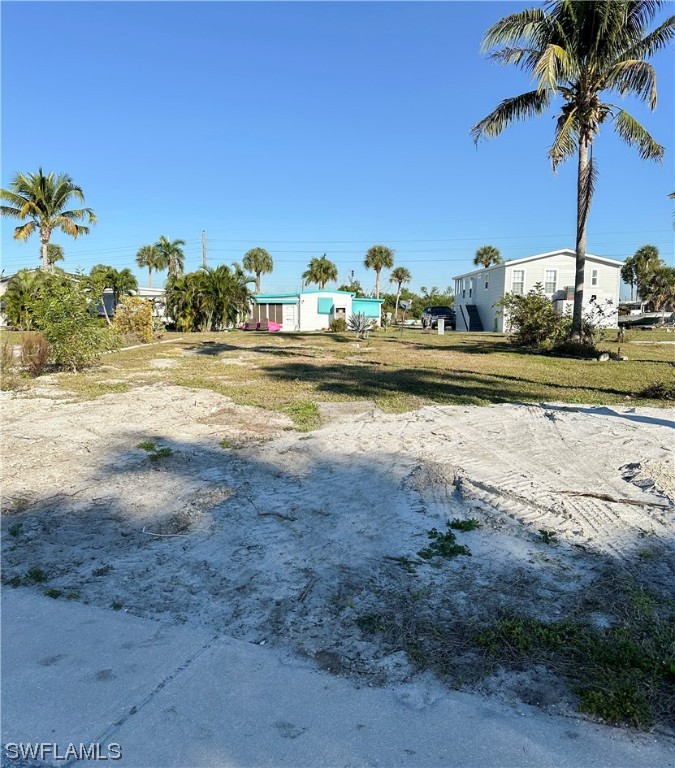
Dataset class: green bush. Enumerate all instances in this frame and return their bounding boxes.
[30,275,115,372]
[329,316,347,332]
[495,283,566,348]
[112,295,154,344]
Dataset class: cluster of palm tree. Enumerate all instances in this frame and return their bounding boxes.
[88,265,138,323]
[621,245,675,315]
[471,0,673,338]
[135,236,186,286]
[164,264,253,331]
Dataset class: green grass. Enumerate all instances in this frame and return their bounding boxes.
[11,328,673,425]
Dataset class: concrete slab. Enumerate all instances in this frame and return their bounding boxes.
[2,590,674,768]
[1,589,215,746]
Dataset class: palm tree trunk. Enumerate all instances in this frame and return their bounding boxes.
[572,137,589,339]
[256,273,261,294]
[395,286,401,321]
[375,270,381,299]
[148,268,153,289]
[40,235,49,272]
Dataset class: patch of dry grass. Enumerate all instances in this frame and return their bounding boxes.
[9,329,673,426]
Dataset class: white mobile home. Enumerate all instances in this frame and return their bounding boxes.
[453,249,622,332]
[250,290,384,332]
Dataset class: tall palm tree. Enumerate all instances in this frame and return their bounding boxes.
[632,244,661,299]
[1,168,96,271]
[364,245,395,298]
[43,243,64,272]
[302,254,338,290]
[471,1,673,337]
[620,255,638,301]
[641,263,675,318]
[156,235,186,278]
[242,247,273,293]
[389,266,412,321]
[135,244,164,288]
[473,245,502,269]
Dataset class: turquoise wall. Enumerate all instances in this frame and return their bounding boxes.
[352,298,382,318]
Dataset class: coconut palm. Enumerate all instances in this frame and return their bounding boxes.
[135,244,164,288]
[641,264,675,319]
[632,244,661,299]
[620,256,638,301]
[39,243,65,272]
[156,235,186,278]
[302,254,338,290]
[1,168,96,271]
[389,266,412,321]
[473,245,502,269]
[242,247,273,293]
[471,1,674,337]
[364,245,395,298]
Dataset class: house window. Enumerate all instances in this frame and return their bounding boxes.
[544,269,557,293]
[591,269,599,287]
[512,270,525,295]
[485,279,489,290]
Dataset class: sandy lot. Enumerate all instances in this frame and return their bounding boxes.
[2,382,673,726]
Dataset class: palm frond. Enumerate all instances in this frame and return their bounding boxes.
[604,59,658,109]
[471,90,550,143]
[548,107,578,169]
[13,222,36,241]
[481,8,547,50]
[0,205,24,219]
[488,47,540,73]
[533,43,576,92]
[613,109,665,161]
[624,15,675,60]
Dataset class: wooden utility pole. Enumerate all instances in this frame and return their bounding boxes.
[202,230,207,270]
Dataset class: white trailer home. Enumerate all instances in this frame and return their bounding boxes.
[453,249,622,332]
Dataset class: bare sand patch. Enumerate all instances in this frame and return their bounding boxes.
[2,384,673,726]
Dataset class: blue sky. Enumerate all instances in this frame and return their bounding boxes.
[2,1,673,297]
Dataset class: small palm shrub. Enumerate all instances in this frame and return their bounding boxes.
[21,332,50,376]
[347,312,376,339]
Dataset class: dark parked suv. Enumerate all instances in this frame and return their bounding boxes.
[422,305,456,330]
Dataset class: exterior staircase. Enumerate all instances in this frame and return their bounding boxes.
[465,305,484,332]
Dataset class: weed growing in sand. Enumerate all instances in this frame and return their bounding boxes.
[219,439,232,449]
[284,401,320,432]
[473,587,674,728]
[418,523,472,561]
[25,567,48,584]
[538,529,558,545]
[66,591,80,600]
[448,518,482,532]
[44,588,62,599]
[111,600,123,611]
[137,441,174,462]
[8,523,22,537]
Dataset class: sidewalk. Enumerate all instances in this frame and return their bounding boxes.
[2,590,673,768]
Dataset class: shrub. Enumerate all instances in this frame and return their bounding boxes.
[0,339,15,372]
[112,296,154,344]
[496,283,565,348]
[30,276,115,372]
[329,316,347,332]
[20,332,50,376]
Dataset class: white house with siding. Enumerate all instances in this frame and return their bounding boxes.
[453,249,622,332]
[250,290,383,332]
